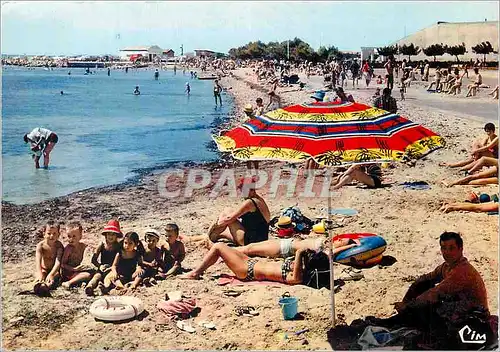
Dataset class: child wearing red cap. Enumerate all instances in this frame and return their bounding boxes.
[85,219,122,296]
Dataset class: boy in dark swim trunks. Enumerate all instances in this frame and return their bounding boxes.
[33,220,64,296]
[332,163,383,190]
[85,219,122,295]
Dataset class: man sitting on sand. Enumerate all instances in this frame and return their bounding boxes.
[334,87,355,103]
[373,88,397,114]
[371,232,490,341]
[426,67,442,92]
[466,68,482,97]
[441,123,498,168]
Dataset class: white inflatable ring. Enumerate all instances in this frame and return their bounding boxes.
[89,296,144,322]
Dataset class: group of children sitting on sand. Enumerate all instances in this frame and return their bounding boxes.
[33,219,185,296]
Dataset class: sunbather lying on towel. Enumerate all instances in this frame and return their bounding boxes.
[440,201,498,213]
[442,166,498,187]
[458,156,498,174]
[236,237,360,258]
[179,242,327,285]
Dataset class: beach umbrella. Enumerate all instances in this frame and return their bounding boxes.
[212,101,445,325]
[213,101,444,166]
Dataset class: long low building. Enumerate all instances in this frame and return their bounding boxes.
[119,45,175,62]
[389,21,499,62]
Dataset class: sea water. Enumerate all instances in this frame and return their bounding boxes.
[2,67,232,204]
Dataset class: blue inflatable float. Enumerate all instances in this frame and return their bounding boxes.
[334,235,387,265]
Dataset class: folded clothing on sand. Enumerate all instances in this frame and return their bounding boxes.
[157,298,197,321]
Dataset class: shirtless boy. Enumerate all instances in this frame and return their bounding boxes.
[34,221,64,295]
[60,221,92,289]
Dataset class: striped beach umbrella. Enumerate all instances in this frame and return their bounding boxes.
[213,101,445,165]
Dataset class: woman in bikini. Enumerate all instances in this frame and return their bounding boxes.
[179,242,326,285]
[208,176,271,246]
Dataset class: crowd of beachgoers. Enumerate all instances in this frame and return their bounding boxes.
[2,52,499,350]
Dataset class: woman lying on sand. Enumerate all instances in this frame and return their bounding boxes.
[179,243,328,284]
[207,176,271,246]
[236,237,360,258]
[441,123,498,169]
[440,201,498,213]
[459,156,498,174]
[442,166,498,187]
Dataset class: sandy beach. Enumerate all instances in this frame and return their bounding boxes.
[2,67,498,350]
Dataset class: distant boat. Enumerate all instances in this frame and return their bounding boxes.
[198,75,217,80]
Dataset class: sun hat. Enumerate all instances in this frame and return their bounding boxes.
[145,228,161,240]
[244,104,254,113]
[277,216,294,228]
[310,91,325,101]
[102,219,123,237]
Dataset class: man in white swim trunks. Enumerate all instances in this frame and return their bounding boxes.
[24,127,59,169]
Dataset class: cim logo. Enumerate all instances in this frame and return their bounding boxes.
[459,325,487,344]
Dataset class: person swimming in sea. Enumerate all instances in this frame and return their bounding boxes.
[154,69,159,80]
[185,82,191,95]
[60,91,64,95]
[134,86,140,95]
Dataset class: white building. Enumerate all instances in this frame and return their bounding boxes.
[119,45,164,62]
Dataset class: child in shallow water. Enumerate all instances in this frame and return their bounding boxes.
[104,231,145,292]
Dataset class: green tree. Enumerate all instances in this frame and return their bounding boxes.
[445,43,467,62]
[399,43,420,61]
[471,41,497,63]
[376,45,398,58]
[422,43,446,62]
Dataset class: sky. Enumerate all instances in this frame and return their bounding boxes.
[1,1,498,56]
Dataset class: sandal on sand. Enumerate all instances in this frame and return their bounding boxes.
[198,321,216,330]
[234,306,259,317]
[177,320,196,333]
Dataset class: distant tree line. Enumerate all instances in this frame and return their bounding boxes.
[228,38,360,62]
[376,41,497,62]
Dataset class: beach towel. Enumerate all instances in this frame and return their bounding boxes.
[401,181,430,190]
[329,208,358,216]
[357,326,420,350]
[216,274,286,287]
[157,298,197,321]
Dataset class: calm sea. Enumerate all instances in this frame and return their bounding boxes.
[2,67,232,204]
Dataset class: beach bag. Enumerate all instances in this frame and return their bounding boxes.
[281,206,313,233]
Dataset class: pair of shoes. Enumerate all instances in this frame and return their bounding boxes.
[234,306,259,317]
[338,267,364,281]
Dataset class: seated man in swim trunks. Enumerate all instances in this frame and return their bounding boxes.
[236,237,360,259]
[179,242,326,286]
[370,232,490,346]
[466,68,482,97]
[33,220,64,296]
[332,163,383,190]
[442,166,498,187]
[441,123,498,168]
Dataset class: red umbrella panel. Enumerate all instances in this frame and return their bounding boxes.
[213,101,445,166]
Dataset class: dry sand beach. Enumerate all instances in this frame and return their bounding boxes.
[2,68,499,350]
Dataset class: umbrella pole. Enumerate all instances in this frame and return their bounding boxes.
[327,179,336,327]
